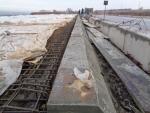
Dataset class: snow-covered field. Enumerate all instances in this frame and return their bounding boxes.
[0,14,75,25]
[93,15,150,37]
[0,14,75,95]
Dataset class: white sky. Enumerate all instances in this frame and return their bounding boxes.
[0,0,149,11]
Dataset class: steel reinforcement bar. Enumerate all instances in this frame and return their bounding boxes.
[0,19,75,113]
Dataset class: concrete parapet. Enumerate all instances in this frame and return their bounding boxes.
[47,16,116,113]
[87,27,150,113]
[89,17,150,73]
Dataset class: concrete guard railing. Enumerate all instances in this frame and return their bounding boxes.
[89,17,150,73]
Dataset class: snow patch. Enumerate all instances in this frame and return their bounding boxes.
[0,14,75,95]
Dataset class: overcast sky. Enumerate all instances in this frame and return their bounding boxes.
[0,0,149,11]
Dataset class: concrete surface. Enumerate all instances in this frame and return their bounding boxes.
[47,16,116,113]
[87,27,150,113]
[88,17,150,73]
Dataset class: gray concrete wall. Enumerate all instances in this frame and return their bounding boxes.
[86,27,150,113]
[89,17,150,73]
[47,16,116,113]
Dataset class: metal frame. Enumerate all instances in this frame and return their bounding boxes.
[0,21,74,113]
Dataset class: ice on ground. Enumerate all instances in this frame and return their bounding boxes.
[0,14,75,95]
[93,15,150,38]
[0,60,23,95]
[73,67,94,89]
[0,14,75,25]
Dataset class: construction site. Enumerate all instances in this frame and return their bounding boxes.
[0,0,150,113]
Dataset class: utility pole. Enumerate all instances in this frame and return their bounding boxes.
[103,0,108,20]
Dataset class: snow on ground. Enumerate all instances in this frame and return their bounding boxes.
[0,14,75,95]
[93,15,150,37]
[0,14,75,25]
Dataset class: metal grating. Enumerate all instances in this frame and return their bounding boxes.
[0,20,75,113]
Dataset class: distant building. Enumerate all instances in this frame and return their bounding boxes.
[84,8,93,15]
[66,8,73,14]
